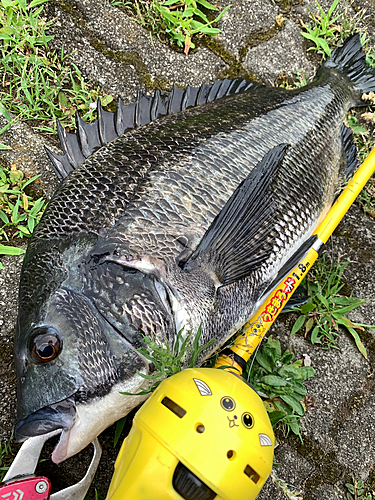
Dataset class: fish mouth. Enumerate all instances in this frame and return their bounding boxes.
[15,398,76,464]
[14,374,149,464]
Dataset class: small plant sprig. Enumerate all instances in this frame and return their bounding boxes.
[270,470,303,500]
[0,103,15,150]
[300,0,341,57]
[357,176,375,218]
[0,164,46,240]
[346,114,368,136]
[121,325,216,396]
[245,336,315,440]
[113,0,230,55]
[0,243,25,270]
[346,93,375,217]
[278,70,308,90]
[346,478,375,500]
[290,256,373,358]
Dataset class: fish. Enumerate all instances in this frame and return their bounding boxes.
[13,34,375,463]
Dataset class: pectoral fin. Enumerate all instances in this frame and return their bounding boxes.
[183,144,289,286]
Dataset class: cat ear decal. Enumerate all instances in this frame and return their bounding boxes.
[193,378,212,396]
[259,434,273,447]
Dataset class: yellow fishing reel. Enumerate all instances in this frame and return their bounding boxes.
[106,367,274,500]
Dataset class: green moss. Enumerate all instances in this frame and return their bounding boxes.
[286,433,355,499]
[289,434,324,463]
[239,20,284,59]
[0,343,16,386]
[54,0,75,15]
[53,0,86,30]
[363,336,375,363]
[360,249,373,263]
[200,36,263,82]
[321,452,344,482]
[273,0,302,12]
[0,343,12,358]
[114,50,171,91]
[333,225,354,238]
[288,443,347,500]
[333,225,375,264]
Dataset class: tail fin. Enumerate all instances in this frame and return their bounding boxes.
[321,33,375,105]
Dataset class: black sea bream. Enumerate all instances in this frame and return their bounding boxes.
[14,35,375,463]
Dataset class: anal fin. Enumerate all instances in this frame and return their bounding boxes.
[340,123,359,181]
[281,284,308,312]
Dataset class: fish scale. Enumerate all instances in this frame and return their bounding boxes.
[36,87,291,242]
[97,87,338,269]
[13,35,375,464]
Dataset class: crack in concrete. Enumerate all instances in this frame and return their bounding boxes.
[50,0,172,92]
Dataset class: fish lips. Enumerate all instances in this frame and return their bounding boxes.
[15,398,76,461]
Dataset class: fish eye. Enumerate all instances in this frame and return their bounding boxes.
[29,327,61,363]
[220,396,236,411]
[242,412,254,429]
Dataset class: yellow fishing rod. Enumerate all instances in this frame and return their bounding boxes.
[105,148,375,500]
[216,146,375,373]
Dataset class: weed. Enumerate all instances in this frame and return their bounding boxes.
[346,477,375,500]
[300,0,341,57]
[0,103,15,150]
[270,470,303,500]
[121,325,216,395]
[85,491,105,500]
[345,92,375,217]
[245,336,315,440]
[352,120,375,218]
[113,0,230,55]
[0,243,25,255]
[114,416,127,447]
[299,0,375,215]
[278,70,308,90]
[346,114,368,136]
[357,176,375,218]
[0,164,46,241]
[300,0,375,63]
[0,243,25,269]
[290,256,373,358]
[0,0,113,134]
[0,438,15,482]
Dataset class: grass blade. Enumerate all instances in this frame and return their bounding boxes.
[114,416,127,447]
[0,244,25,256]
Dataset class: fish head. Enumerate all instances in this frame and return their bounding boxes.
[14,245,175,463]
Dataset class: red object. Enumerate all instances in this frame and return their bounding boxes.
[0,476,51,500]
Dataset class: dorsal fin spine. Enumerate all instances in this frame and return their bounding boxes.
[97,98,106,144]
[114,97,125,136]
[150,90,160,121]
[45,146,74,181]
[181,86,190,111]
[50,78,260,182]
[75,112,91,158]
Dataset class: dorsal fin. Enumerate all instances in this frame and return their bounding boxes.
[46,78,260,182]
